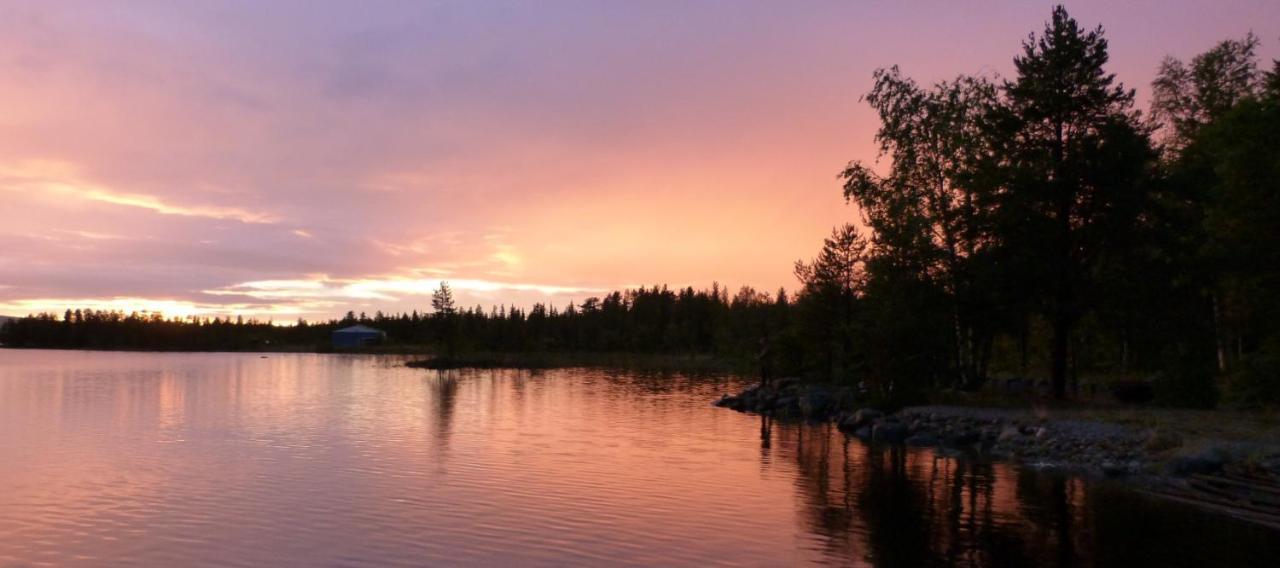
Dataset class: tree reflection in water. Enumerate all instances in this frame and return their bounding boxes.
[765,421,1278,567]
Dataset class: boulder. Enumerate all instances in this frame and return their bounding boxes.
[837,415,861,432]
[851,408,883,427]
[839,408,884,432]
[873,420,910,443]
[946,430,981,447]
[998,426,1023,443]
[799,388,833,419]
[773,396,800,416]
[772,377,801,390]
[1143,429,1184,453]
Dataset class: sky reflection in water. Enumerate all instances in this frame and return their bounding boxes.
[0,350,1275,566]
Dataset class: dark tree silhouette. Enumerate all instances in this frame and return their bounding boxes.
[1000,6,1156,399]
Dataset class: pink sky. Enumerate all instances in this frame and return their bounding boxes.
[1,1,1277,320]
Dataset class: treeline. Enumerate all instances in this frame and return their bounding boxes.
[0,283,789,359]
[0,310,327,351]
[3,7,1278,407]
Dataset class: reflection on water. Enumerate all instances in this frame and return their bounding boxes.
[0,350,1275,567]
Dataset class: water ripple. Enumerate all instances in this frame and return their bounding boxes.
[1,350,1277,566]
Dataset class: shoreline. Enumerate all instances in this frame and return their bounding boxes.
[404,351,739,372]
[1,346,740,372]
[715,379,1280,529]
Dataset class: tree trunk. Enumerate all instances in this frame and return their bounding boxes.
[1212,292,1228,372]
[1019,324,1030,376]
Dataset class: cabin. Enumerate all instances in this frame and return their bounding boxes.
[331,324,387,348]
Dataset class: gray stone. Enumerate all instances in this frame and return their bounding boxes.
[773,396,800,416]
[998,426,1023,443]
[798,389,833,419]
[873,421,909,443]
[947,430,981,446]
[851,408,883,427]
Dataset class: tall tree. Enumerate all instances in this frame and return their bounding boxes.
[1153,34,1274,376]
[431,281,457,316]
[1181,70,1280,396]
[1001,6,1156,399]
[841,68,1005,389]
[794,224,870,382]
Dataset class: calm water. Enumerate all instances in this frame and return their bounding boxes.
[1,350,1276,567]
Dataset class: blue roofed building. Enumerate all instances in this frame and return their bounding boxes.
[331,324,387,348]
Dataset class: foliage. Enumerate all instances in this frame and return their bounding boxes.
[841,67,1005,391]
[1152,33,1263,152]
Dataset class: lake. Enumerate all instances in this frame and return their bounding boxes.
[1,349,1276,567]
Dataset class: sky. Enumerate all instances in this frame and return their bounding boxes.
[1,1,1277,321]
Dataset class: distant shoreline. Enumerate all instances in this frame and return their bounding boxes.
[0,344,427,356]
[404,351,738,371]
[0,345,740,371]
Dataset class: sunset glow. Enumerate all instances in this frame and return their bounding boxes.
[1,1,1277,319]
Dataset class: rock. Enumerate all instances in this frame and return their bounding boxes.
[873,421,909,443]
[946,430,981,446]
[1100,461,1125,477]
[772,377,801,390]
[713,394,737,407]
[839,410,881,432]
[1034,427,1050,440]
[998,426,1023,443]
[1144,429,1183,453]
[854,425,872,439]
[851,408,883,427]
[837,415,861,432]
[773,396,800,416]
[798,389,833,419]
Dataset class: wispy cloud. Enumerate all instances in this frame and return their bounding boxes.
[0,161,278,224]
[0,297,318,319]
[206,276,604,303]
[58,229,134,241]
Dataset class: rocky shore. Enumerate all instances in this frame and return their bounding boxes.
[714,379,1280,481]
